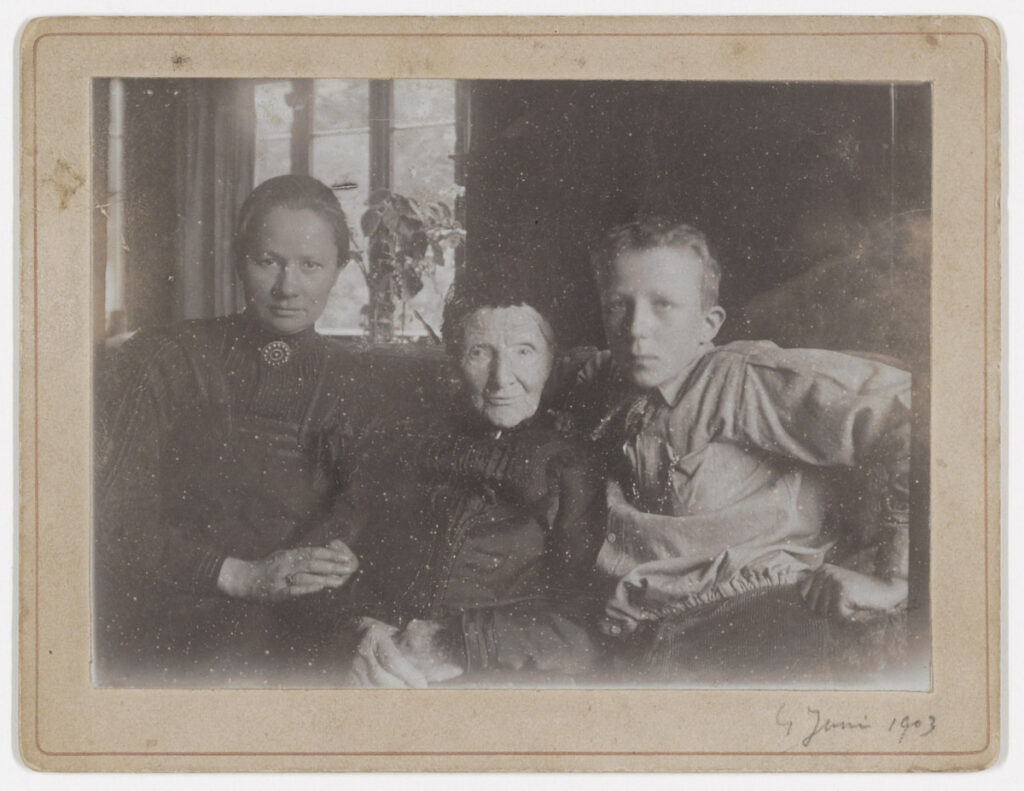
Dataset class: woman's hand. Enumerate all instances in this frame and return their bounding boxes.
[347,618,428,688]
[800,564,908,620]
[396,619,464,684]
[217,539,358,602]
[347,618,464,688]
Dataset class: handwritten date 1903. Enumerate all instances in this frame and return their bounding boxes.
[775,704,936,748]
[889,714,937,743]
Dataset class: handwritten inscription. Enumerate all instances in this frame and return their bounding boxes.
[888,714,937,743]
[800,707,871,747]
[775,704,936,748]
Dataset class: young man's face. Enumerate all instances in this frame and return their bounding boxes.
[601,245,724,393]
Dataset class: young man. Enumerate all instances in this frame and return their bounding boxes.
[574,218,912,684]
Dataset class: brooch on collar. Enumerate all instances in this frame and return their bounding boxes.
[260,339,293,366]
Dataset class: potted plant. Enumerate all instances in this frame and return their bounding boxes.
[358,189,465,344]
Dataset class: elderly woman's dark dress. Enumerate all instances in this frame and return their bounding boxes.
[336,290,609,685]
[342,405,606,678]
[337,405,606,684]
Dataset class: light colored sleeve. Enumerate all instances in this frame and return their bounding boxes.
[728,346,911,579]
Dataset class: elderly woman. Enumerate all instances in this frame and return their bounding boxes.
[95,175,363,685]
[338,277,607,687]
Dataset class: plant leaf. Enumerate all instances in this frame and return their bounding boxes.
[406,196,424,220]
[360,208,383,237]
[391,193,414,216]
[367,188,392,206]
[408,229,429,259]
[398,215,425,240]
[399,266,424,300]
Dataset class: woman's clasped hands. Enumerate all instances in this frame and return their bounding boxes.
[217,538,358,602]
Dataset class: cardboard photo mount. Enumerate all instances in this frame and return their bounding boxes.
[18,15,1001,772]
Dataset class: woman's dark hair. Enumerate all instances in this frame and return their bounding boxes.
[442,263,557,358]
[233,175,351,268]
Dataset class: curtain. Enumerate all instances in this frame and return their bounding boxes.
[175,80,255,320]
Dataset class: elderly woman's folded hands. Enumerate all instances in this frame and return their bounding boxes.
[348,617,464,688]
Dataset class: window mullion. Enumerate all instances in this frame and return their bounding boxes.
[287,78,315,176]
[369,79,393,191]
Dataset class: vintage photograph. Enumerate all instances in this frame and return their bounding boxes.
[91,76,931,690]
[20,16,1000,772]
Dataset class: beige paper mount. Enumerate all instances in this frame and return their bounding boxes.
[18,16,1001,772]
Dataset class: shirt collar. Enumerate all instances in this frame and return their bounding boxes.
[654,343,715,407]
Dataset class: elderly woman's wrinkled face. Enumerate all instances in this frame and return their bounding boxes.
[460,305,555,429]
[240,207,342,335]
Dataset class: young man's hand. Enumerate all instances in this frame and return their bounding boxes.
[597,609,640,637]
[800,564,908,620]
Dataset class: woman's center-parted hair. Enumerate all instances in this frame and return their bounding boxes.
[592,218,723,310]
[233,175,352,268]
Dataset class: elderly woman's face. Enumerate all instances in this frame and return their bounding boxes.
[240,207,341,335]
[460,305,555,429]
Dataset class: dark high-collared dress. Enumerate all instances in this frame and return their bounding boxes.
[95,313,365,686]
[340,407,608,682]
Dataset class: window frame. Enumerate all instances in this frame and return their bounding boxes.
[260,77,467,339]
[282,78,396,194]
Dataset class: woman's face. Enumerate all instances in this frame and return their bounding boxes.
[459,305,555,430]
[239,206,342,335]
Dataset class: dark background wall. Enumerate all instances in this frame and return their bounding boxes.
[463,81,930,371]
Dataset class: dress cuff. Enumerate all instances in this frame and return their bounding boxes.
[875,522,910,581]
[460,609,497,672]
[193,549,227,595]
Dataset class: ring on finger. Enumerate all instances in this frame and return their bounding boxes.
[285,573,296,586]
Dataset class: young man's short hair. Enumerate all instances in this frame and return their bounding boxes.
[592,218,723,309]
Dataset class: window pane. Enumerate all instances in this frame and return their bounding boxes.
[311,80,371,333]
[393,125,459,208]
[393,80,459,207]
[314,80,369,132]
[393,79,454,126]
[317,262,370,336]
[254,81,293,185]
[392,80,460,336]
[312,130,371,235]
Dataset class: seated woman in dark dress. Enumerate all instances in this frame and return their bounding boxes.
[95,175,364,686]
[339,277,607,687]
